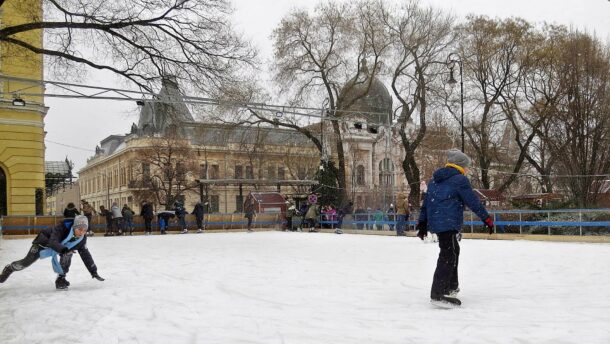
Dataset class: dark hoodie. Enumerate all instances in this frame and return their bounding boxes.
[418,167,489,233]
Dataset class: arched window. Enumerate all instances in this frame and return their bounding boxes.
[356,165,365,186]
[379,158,395,186]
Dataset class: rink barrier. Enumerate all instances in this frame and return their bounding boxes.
[0,213,282,235]
[2,208,610,238]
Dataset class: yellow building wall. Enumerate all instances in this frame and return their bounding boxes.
[0,0,46,215]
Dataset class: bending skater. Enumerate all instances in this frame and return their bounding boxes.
[0,215,105,290]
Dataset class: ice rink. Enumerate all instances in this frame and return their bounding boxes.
[1,231,609,344]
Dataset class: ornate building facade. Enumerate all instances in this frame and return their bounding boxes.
[79,64,476,214]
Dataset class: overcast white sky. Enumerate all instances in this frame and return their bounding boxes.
[42,0,610,172]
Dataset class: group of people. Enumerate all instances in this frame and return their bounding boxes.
[97,203,134,236]
[61,199,209,236]
[141,200,208,235]
[284,200,412,235]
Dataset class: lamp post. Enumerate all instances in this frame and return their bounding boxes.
[446,53,464,152]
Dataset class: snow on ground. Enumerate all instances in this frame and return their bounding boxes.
[0,231,609,344]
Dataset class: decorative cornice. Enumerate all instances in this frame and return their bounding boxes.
[0,118,44,128]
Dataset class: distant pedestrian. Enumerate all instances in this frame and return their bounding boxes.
[305,203,319,232]
[80,199,96,236]
[121,204,135,235]
[336,201,353,234]
[284,200,295,231]
[192,201,206,233]
[396,193,409,236]
[111,202,123,235]
[417,149,494,308]
[157,210,174,234]
[99,205,113,236]
[374,208,384,230]
[354,205,365,230]
[140,200,154,235]
[244,195,255,232]
[63,202,80,219]
[387,205,396,232]
[174,201,188,234]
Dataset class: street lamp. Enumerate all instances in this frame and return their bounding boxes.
[446,52,464,152]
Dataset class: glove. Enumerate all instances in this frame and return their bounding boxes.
[484,217,494,235]
[416,222,427,240]
[91,272,105,281]
[60,246,69,254]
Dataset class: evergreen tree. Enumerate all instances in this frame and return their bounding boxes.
[313,160,340,207]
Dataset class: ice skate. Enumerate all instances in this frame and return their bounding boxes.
[197,228,203,233]
[334,229,343,234]
[430,295,461,308]
[447,288,460,298]
[55,276,70,290]
[0,264,14,283]
[180,229,188,234]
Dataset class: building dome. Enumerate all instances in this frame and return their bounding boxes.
[338,60,393,125]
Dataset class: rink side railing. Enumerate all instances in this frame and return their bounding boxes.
[1,208,610,237]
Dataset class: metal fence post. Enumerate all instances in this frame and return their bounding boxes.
[547,212,551,235]
[579,211,582,236]
[470,212,474,233]
[519,213,522,235]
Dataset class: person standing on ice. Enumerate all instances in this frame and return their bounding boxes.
[0,215,105,290]
[244,195,255,232]
[192,201,206,233]
[416,149,494,307]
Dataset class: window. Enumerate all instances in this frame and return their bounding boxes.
[142,163,150,176]
[267,164,276,179]
[277,166,285,180]
[236,195,244,212]
[235,165,243,179]
[210,164,219,179]
[210,195,220,212]
[356,165,365,186]
[297,165,306,179]
[245,165,254,179]
[379,158,395,186]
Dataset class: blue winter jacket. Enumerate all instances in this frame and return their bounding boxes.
[418,167,489,233]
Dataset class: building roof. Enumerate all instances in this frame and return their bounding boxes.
[137,77,194,133]
[511,193,564,201]
[45,160,71,175]
[338,59,392,125]
[474,189,506,202]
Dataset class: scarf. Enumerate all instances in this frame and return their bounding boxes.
[39,226,84,275]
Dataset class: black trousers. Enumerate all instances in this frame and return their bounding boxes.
[431,231,460,298]
[144,217,153,232]
[196,217,204,229]
[10,245,73,277]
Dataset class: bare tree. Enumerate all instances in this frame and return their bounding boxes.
[269,0,390,203]
[543,31,610,206]
[0,0,256,92]
[455,16,534,189]
[381,0,455,205]
[130,133,199,209]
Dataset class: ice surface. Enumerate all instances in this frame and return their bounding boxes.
[1,232,609,343]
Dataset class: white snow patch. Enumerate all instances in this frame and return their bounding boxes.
[1,232,609,343]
